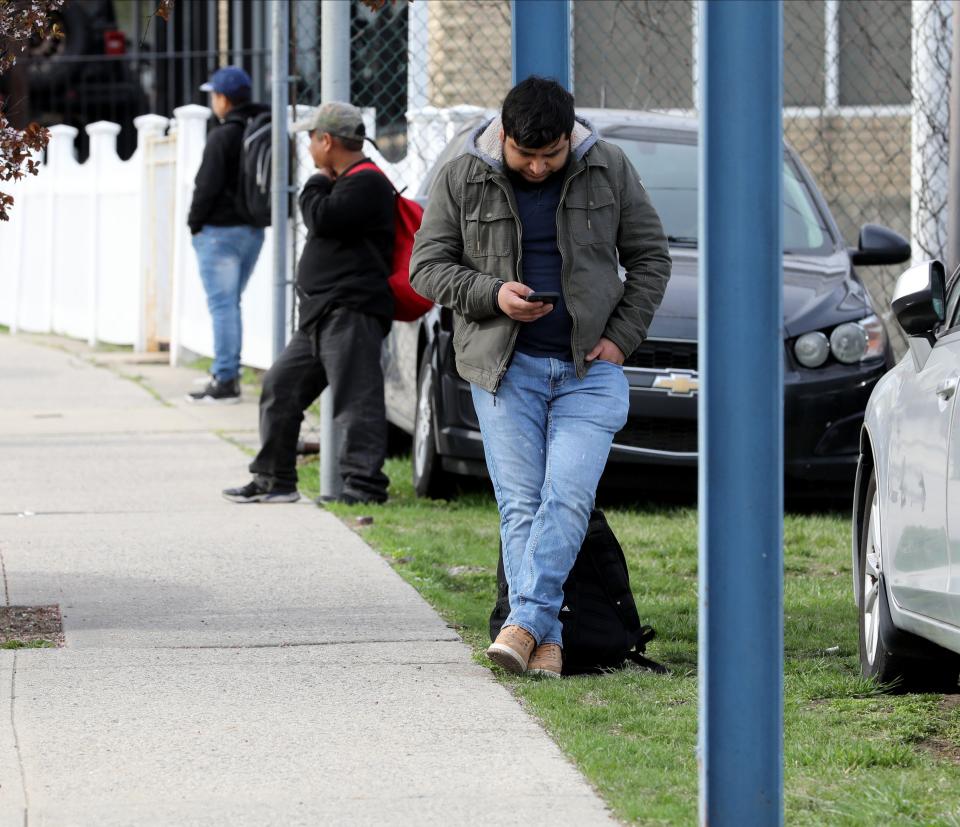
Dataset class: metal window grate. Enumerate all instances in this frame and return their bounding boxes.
[625,340,698,371]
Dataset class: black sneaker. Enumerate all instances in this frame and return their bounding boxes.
[187,378,241,404]
[223,480,300,504]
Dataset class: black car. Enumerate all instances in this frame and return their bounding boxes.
[383,110,911,498]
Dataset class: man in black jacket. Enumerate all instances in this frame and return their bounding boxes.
[186,66,268,404]
[223,102,395,505]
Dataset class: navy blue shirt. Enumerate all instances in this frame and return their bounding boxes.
[510,167,573,360]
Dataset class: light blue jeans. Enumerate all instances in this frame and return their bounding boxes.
[471,352,630,646]
[191,225,264,382]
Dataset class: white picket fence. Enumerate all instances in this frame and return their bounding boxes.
[0,104,485,369]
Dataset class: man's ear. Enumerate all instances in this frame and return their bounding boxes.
[499,128,505,142]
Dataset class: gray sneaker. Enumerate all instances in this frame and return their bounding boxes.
[223,480,300,504]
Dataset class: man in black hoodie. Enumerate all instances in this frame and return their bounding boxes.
[223,102,395,505]
[186,66,268,404]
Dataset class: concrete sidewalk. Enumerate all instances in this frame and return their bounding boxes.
[0,335,614,826]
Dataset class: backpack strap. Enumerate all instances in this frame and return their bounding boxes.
[340,162,394,277]
[626,650,669,674]
[343,161,381,177]
[342,161,398,192]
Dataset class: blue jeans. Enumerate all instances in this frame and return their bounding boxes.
[471,352,630,646]
[191,225,264,382]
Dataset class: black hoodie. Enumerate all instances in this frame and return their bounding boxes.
[295,158,396,331]
[187,102,269,234]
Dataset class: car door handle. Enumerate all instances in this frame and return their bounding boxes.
[936,377,958,400]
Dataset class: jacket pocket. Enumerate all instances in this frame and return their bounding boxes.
[464,203,514,257]
[566,185,616,246]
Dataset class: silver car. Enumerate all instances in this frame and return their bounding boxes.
[854,259,960,690]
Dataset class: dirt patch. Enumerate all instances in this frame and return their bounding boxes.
[918,694,960,765]
[939,694,960,712]
[0,605,64,648]
[919,736,960,765]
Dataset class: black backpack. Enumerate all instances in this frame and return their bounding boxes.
[234,111,272,227]
[489,510,666,676]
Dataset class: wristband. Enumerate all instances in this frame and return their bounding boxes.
[492,280,506,315]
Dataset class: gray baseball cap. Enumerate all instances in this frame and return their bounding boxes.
[292,101,367,142]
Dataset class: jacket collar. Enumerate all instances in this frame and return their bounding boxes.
[464,114,604,183]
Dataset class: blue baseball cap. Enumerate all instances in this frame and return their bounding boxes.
[199,66,252,97]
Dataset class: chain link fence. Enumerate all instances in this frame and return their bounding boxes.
[288,0,512,174]
[281,0,951,358]
[572,0,929,343]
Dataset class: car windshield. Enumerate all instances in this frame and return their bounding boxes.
[607,133,835,255]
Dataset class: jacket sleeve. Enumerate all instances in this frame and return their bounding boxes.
[603,149,672,357]
[299,171,391,239]
[409,162,501,321]
[187,128,228,234]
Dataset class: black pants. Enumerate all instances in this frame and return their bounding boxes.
[249,307,390,501]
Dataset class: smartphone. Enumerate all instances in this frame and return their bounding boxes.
[524,291,561,304]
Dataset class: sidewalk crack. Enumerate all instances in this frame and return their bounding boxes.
[1,544,10,606]
[10,653,29,825]
[162,636,461,650]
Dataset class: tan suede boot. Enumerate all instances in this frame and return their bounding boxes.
[527,644,562,678]
[486,625,536,674]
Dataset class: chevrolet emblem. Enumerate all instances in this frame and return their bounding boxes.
[652,373,699,396]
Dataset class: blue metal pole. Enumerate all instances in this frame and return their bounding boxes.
[698,2,784,825]
[270,0,289,363]
[511,0,571,88]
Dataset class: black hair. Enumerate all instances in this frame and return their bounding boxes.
[225,89,252,106]
[501,76,575,149]
[335,135,364,152]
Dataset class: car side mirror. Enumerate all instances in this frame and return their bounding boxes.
[891,260,946,340]
[849,224,911,266]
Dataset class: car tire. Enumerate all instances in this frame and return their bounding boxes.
[412,348,450,499]
[858,469,960,691]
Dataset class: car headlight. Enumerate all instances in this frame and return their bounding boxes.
[793,315,887,368]
[830,322,868,363]
[794,331,830,368]
[830,315,887,364]
[858,314,887,361]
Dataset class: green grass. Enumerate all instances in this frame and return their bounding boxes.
[93,342,133,353]
[116,371,172,407]
[187,356,264,389]
[303,456,960,825]
[1,639,55,650]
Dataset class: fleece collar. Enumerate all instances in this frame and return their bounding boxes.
[465,114,601,177]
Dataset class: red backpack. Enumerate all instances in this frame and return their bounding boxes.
[343,162,433,322]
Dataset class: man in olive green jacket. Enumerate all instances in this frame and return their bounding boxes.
[410,77,671,677]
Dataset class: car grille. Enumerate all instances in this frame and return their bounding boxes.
[625,339,698,371]
[614,418,698,453]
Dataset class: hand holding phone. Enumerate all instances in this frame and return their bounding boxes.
[524,291,561,305]
[496,282,556,322]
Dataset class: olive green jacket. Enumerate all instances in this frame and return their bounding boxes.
[409,115,672,393]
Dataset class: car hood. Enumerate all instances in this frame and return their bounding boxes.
[644,248,875,341]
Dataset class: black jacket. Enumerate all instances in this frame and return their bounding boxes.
[187,102,269,234]
[296,159,396,330]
